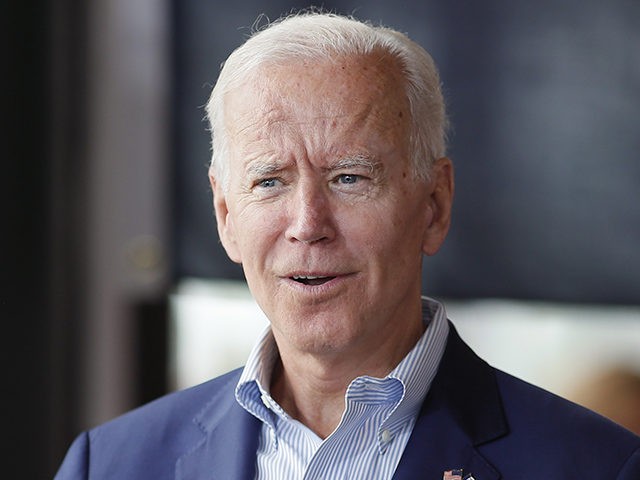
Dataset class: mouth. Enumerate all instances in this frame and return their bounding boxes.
[290,275,337,286]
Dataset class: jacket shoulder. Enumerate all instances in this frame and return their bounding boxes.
[489,368,640,477]
[55,368,243,480]
[101,367,243,431]
[436,325,640,477]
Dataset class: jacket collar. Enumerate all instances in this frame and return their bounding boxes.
[392,323,508,479]
[175,371,261,480]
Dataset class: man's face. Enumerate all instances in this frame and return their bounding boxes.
[212,53,452,360]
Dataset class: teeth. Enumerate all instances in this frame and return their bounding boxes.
[292,275,325,280]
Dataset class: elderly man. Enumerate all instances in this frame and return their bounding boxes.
[56,12,640,480]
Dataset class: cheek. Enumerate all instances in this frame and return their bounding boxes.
[337,204,395,252]
[234,206,284,257]
[364,199,427,254]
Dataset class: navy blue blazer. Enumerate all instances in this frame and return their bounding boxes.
[55,324,640,479]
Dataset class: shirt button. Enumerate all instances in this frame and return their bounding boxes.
[381,429,392,444]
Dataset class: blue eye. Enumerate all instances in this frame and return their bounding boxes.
[337,174,360,184]
[258,178,279,188]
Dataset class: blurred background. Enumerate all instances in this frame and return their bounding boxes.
[3,0,639,477]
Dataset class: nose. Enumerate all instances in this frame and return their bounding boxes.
[285,180,336,244]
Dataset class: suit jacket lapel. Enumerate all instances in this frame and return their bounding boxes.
[176,373,261,480]
[393,323,508,480]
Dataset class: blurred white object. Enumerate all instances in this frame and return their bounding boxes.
[447,299,640,400]
[170,279,267,390]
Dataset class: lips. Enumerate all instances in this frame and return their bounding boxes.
[291,275,336,286]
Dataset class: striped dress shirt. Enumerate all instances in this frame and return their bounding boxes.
[235,297,449,480]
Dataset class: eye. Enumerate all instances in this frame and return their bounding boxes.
[257,178,280,188]
[336,174,361,185]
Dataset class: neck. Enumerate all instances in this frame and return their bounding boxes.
[270,314,425,439]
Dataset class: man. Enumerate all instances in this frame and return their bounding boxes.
[56,12,640,479]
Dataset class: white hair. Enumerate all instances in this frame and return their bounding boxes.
[206,12,448,189]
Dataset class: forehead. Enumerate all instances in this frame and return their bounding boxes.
[223,52,410,157]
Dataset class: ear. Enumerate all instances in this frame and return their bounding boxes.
[422,157,454,256]
[209,170,242,264]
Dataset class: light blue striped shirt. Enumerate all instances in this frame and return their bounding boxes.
[235,297,449,480]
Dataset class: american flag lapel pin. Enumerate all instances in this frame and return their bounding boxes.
[443,469,475,480]
[443,469,463,480]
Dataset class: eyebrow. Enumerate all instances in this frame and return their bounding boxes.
[328,155,380,173]
[245,159,283,178]
[244,154,381,177]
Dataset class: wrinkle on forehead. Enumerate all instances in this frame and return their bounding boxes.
[224,52,411,165]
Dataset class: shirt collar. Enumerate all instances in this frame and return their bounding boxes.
[236,297,449,444]
[382,297,449,428]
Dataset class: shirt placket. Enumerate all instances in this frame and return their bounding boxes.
[301,395,399,479]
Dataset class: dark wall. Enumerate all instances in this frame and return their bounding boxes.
[3,3,54,478]
[3,1,92,477]
[173,0,640,305]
